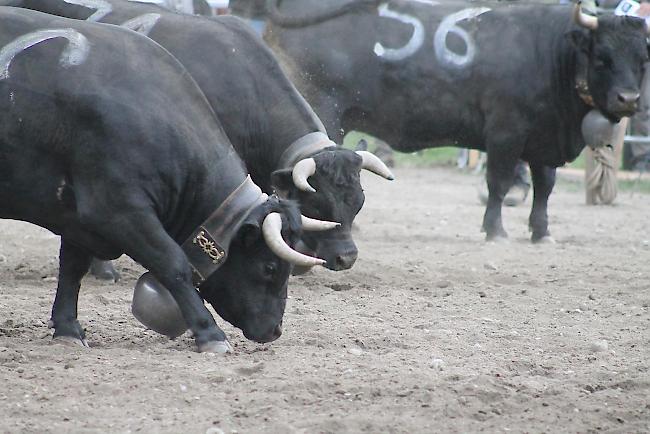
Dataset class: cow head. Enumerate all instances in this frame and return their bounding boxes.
[199,196,334,343]
[271,148,393,271]
[570,3,649,121]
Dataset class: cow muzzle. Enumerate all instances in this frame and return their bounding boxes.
[243,321,283,343]
[611,91,640,117]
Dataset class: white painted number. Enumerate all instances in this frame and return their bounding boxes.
[0,29,90,80]
[63,0,113,21]
[433,7,491,69]
[374,3,491,70]
[121,13,162,36]
[374,3,425,61]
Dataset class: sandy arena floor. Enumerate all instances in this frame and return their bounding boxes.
[0,167,648,433]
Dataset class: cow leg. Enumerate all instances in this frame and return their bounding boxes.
[89,258,120,282]
[50,239,92,347]
[528,164,557,243]
[98,212,229,352]
[482,152,518,241]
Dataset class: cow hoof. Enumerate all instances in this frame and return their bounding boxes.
[198,340,232,354]
[53,335,89,348]
[533,235,556,244]
[503,184,530,207]
[486,234,508,243]
[89,259,121,283]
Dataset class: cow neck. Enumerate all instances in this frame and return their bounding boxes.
[277,131,336,169]
[575,53,595,107]
[181,175,268,287]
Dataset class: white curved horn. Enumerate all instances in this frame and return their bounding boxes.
[356,151,395,180]
[573,2,598,30]
[262,213,326,267]
[301,215,340,231]
[292,158,317,192]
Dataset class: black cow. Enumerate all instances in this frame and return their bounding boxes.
[7,0,394,277]
[0,6,332,352]
[265,0,649,242]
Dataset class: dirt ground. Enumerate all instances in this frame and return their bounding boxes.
[0,167,648,434]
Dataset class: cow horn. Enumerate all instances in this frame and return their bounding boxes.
[573,2,598,30]
[301,215,340,231]
[356,151,395,180]
[292,158,317,192]
[262,212,326,267]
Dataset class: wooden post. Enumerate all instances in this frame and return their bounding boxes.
[468,150,480,169]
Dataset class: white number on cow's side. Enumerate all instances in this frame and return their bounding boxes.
[433,7,491,69]
[0,29,90,80]
[63,0,113,21]
[121,13,162,36]
[374,3,426,61]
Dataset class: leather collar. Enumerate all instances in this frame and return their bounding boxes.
[277,131,336,169]
[575,54,595,107]
[181,175,268,286]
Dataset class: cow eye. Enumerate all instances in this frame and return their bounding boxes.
[264,263,277,278]
[594,55,611,69]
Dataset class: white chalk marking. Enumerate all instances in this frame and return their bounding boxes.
[0,29,90,80]
[56,179,67,201]
[433,7,491,69]
[63,0,113,21]
[121,13,162,36]
[374,3,425,61]
[407,0,439,5]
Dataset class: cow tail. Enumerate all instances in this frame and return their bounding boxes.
[266,0,381,28]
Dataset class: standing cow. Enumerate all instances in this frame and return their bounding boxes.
[265,0,649,242]
[0,6,333,352]
[6,0,394,279]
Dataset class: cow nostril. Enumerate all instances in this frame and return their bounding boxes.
[618,92,641,104]
[335,253,357,269]
[336,255,349,268]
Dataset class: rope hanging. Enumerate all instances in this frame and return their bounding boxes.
[585,146,618,205]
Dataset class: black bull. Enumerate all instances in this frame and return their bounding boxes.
[265,0,649,241]
[0,7,333,351]
[7,0,395,276]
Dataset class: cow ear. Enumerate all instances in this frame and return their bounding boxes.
[566,30,589,54]
[270,169,294,197]
[238,221,261,247]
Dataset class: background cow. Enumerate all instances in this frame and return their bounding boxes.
[264,0,649,242]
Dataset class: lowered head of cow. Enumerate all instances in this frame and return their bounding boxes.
[270,148,394,272]
[199,196,336,343]
[569,2,650,121]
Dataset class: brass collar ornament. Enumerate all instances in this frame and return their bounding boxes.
[277,131,337,169]
[181,175,268,286]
